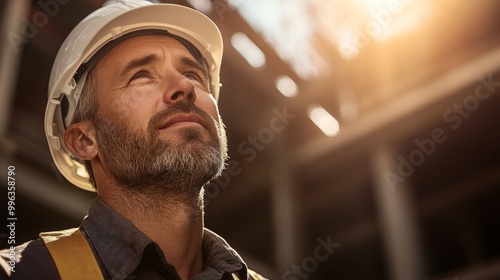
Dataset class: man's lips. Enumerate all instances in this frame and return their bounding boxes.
[157,113,207,130]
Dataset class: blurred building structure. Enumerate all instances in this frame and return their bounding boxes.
[1,0,499,279]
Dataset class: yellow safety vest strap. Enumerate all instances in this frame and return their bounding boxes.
[40,228,104,280]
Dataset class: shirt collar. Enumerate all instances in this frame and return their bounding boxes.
[81,198,247,279]
[201,228,246,276]
[82,198,154,279]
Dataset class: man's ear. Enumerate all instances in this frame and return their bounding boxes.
[64,121,98,161]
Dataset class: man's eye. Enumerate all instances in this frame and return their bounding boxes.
[185,71,203,82]
[130,71,150,81]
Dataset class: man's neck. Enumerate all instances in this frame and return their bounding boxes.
[99,185,205,280]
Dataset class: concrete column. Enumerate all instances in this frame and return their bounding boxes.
[271,133,298,273]
[0,0,30,137]
[371,145,424,280]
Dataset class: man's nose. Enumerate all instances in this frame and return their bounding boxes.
[162,72,196,104]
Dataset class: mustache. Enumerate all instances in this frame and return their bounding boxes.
[148,101,217,135]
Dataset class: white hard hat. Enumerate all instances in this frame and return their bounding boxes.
[44,0,223,191]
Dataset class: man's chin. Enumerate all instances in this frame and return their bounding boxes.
[180,126,212,142]
[156,126,211,144]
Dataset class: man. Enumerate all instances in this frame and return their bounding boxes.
[0,1,266,279]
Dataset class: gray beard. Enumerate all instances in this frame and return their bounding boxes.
[94,101,228,195]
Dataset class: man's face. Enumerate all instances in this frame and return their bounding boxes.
[91,35,227,193]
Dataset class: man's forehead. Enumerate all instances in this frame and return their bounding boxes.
[87,31,207,76]
[103,35,196,63]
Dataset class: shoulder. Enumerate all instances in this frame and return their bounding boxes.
[0,238,59,280]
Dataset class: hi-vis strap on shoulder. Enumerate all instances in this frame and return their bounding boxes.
[40,228,104,280]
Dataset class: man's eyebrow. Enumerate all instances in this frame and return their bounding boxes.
[119,54,158,77]
[181,56,208,75]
